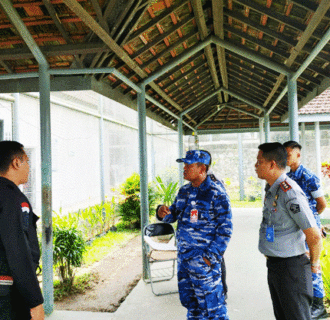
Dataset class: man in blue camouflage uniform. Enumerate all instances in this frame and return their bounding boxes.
[284,141,328,319]
[156,150,233,320]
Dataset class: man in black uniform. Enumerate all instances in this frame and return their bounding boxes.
[0,141,44,320]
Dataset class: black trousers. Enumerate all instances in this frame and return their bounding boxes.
[267,254,313,320]
[0,287,11,320]
[221,257,227,295]
[0,285,31,320]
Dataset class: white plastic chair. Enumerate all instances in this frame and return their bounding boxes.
[143,223,178,296]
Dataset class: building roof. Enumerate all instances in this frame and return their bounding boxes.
[0,0,330,134]
[299,88,330,115]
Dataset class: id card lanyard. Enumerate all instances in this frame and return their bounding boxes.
[266,186,280,243]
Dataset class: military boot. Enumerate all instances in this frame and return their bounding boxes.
[311,297,328,319]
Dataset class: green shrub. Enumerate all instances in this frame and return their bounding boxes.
[53,200,117,241]
[53,227,86,290]
[104,196,118,231]
[53,208,79,230]
[117,173,157,228]
[154,176,178,206]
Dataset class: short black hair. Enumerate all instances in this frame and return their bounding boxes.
[258,142,287,169]
[198,149,212,172]
[0,141,25,174]
[283,140,302,150]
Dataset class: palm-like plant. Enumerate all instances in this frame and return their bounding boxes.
[154,176,179,207]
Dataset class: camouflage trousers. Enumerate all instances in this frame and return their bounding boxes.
[312,272,325,298]
[177,254,228,320]
[307,214,325,299]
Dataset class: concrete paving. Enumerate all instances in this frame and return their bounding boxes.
[46,207,330,320]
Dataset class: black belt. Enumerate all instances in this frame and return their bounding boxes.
[266,254,305,262]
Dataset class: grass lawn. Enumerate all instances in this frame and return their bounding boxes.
[82,228,140,266]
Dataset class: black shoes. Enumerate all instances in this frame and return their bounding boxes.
[311,297,328,319]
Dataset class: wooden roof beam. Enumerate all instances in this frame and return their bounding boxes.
[130,14,195,60]
[42,0,84,68]
[0,43,109,61]
[228,61,278,87]
[191,0,222,103]
[264,0,330,108]
[0,0,48,67]
[91,0,147,75]
[222,87,266,112]
[90,0,109,33]
[204,119,260,126]
[126,0,190,44]
[62,0,196,123]
[140,29,199,69]
[196,105,225,128]
[225,7,330,66]
[175,83,216,106]
[0,60,13,73]
[212,0,229,102]
[162,60,208,90]
[181,87,223,116]
[211,35,291,76]
[226,105,260,119]
[233,0,324,40]
[156,51,202,84]
[168,71,211,97]
[224,8,298,48]
[228,68,274,92]
[290,0,330,20]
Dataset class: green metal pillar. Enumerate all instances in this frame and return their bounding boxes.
[264,115,270,142]
[288,75,299,142]
[98,95,106,207]
[178,116,184,186]
[259,118,264,144]
[259,118,265,200]
[238,133,245,201]
[237,132,245,201]
[12,93,20,141]
[315,122,321,179]
[137,85,149,280]
[39,64,53,315]
[150,121,156,181]
[300,123,306,165]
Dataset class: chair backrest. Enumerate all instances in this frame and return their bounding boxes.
[144,223,174,237]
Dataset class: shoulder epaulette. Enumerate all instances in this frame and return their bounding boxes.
[280,180,292,192]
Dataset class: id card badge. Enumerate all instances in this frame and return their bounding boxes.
[190,209,198,223]
[266,226,274,242]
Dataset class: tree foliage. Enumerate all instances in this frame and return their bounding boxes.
[53,227,86,289]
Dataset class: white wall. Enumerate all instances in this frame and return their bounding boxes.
[0,91,179,216]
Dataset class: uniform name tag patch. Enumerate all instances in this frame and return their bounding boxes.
[290,203,300,214]
[190,209,198,223]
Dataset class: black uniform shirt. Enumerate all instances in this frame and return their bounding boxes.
[0,177,43,308]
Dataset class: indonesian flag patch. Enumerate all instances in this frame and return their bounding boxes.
[0,275,13,286]
[21,202,30,213]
